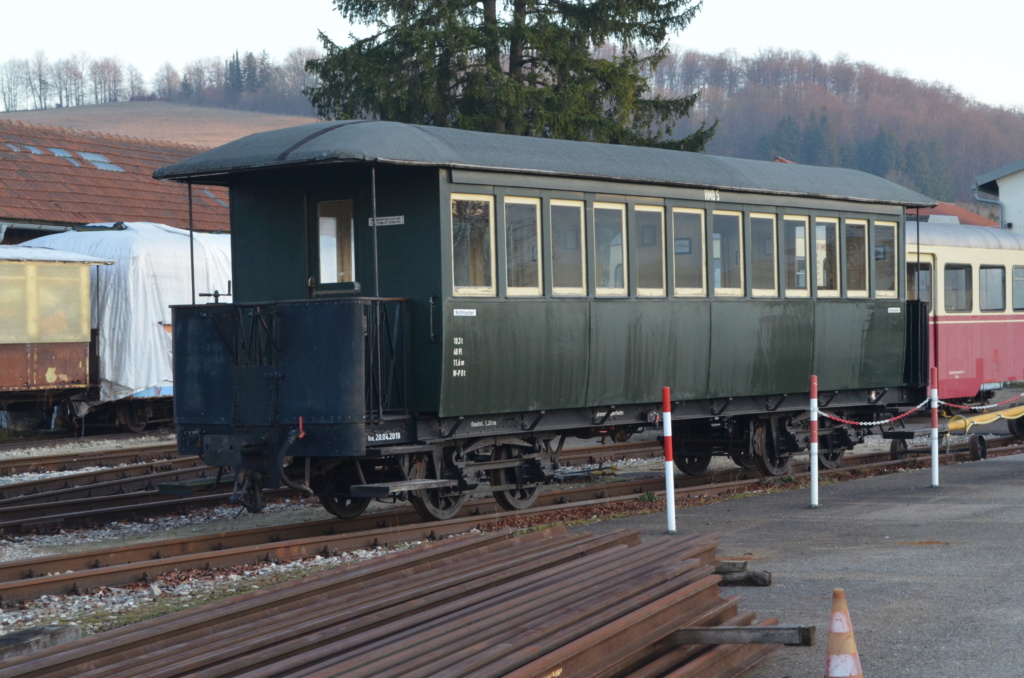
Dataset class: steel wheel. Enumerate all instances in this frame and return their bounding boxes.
[1008,417,1024,440]
[489,446,540,511]
[969,434,988,461]
[408,453,466,521]
[674,445,712,476]
[752,419,791,476]
[117,401,148,433]
[818,436,845,469]
[728,448,757,469]
[889,438,908,460]
[319,495,371,519]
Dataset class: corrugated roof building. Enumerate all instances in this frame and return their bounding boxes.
[0,120,228,243]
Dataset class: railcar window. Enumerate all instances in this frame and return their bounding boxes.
[0,263,89,343]
[750,214,777,296]
[907,262,933,306]
[550,200,586,296]
[782,216,809,297]
[943,264,972,313]
[979,266,1006,312]
[873,222,897,298]
[712,211,743,296]
[636,206,666,297]
[672,208,706,296]
[1014,266,1024,311]
[451,194,496,296]
[504,197,541,296]
[845,220,868,297]
[814,218,839,297]
[595,203,627,296]
[317,200,355,284]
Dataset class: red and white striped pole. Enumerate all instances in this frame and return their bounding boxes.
[810,375,819,508]
[930,366,939,488]
[662,386,677,534]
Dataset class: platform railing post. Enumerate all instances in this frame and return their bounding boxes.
[930,366,939,488]
[810,375,819,508]
[662,386,677,534]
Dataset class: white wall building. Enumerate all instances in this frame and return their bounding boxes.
[975,159,1024,231]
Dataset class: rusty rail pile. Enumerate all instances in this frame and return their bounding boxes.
[2,527,781,678]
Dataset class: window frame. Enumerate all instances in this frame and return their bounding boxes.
[749,212,778,297]
[814,217,840,298]
[451,192,497,297]
[782,215,810,298]
[1013,266,1024,312]
[943,263,973,313]
[503,196,543,297]
[844,218,869,298]
[549,199,587,297]
[672,207,707,297]
[635,204,666,297]
[979,265,1006,312]
[594,201,628,297]
[711,210,744,297]
[873,221,898,299]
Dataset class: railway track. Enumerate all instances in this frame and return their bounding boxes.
[3,439,1020,605]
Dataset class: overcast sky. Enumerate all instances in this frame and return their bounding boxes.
[4,0,1023,110]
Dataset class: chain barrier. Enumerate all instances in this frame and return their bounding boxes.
[819,398,931,428]
[937,393,1024,412]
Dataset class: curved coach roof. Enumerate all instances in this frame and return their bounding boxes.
[907,222,1024,250]
[154,120,935,208]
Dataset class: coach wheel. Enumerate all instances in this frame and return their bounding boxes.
[319,495,372,519]
[117,401,148,433]
[489,446,541,511]
[889,438,908,461]
[675,443,712,477]
[728,447,757,470]
[751,419,791,476]
[819,436,845,470]
[408,452,466,521]
[969,434,988,461]
[1008,417,1024,440]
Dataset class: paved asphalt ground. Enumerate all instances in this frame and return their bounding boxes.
[569,449,1024,677]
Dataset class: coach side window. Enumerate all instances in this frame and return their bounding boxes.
[1014,266,1024,311]
[451,194,496,296]
[712,211,743,296]
[873,222,897,298]
[782,216,809,297]
[814,217,839,297]
[595,203,627,296]
[672,208,705,296]
[907,262,932,306]
[750,213,777,297]
[636,206,666,297]
[944,264,972,312]
[845,220,868,297]
[550,200,586,296]
[505,197,541,296]
[979,265,1005,312]
[318,200,355,285]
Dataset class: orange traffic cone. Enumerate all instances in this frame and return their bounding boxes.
[825,588,863,677]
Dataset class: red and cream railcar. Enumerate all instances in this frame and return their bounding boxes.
[907,223,1024,401]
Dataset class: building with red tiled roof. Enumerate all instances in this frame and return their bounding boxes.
[906,201,998,227]
[0,120,228,244]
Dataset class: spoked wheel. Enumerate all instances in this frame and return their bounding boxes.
[818,435,845,469]
[751,419,791,476]
[488,446,541,511]
[890,438,909,460]
[117,401,148,433]
[408,452,466,521]
[319,495,372,519]
[674,444,712,477]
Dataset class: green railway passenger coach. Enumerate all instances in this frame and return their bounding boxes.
[155,121,936,520]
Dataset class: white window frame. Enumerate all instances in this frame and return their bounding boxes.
[750,212,778,297]
[845,219,869,298]
[712,210,744,297]
[594,202,628,297]
[550,199,587,297]
[815,217,840,298]
[672,208,707,297]
[451,193,496,297]
[635,205,666,297]
[503,196,542,297]
[782,215,810,298]
[873,221,898,299]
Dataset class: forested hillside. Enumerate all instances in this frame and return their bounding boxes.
[656,49,1024,202]
[5,46,1023,203]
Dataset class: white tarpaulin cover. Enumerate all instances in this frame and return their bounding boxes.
[21,222,232,404]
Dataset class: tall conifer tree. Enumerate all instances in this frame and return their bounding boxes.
[307,0,715,151]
